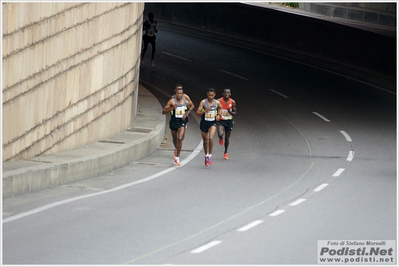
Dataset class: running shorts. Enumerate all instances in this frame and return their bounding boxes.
[200,120,217,133]
[218,120,234,131]
[169,118,188,131]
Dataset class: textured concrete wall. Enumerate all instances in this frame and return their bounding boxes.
[2,2,145,161]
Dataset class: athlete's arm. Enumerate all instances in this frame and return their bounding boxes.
[229,100,237,115]
[196,100,206,116]
[216,100,222,121]
[185,94,195,113]
[162,99,176,114]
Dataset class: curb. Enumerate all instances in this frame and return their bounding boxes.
[2,86,166,199]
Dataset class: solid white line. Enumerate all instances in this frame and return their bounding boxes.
[289,198,307,206]
[312,112,330,122]
[340,130,352,142]
[3,135,204,224]
[314,183,329,192]
[269,209,285,217]
[219,69,249,80]
[237,220,264,232]
[269,89,289,98]
[333,168,345,177]
[346,151,355,161]
[191,241,222,253]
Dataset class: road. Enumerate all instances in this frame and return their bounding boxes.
[3,25,396,265]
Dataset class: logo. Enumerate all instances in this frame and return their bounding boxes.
[318,240,396,265]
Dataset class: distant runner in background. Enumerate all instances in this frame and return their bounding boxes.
[142,12,157,66]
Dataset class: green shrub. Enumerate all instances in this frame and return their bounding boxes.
[284,3,299,8]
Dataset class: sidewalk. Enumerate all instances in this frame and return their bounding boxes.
[2,85,166,198]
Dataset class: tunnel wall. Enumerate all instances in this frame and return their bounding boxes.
[2,2,145,161]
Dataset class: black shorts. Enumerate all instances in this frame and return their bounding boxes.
[218,120,234,131]
[169,118,188,131]
[200,120,217,133]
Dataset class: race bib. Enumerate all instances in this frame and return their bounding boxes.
[221,109,232,120]
[175,106,186,118]
[205,110,216,121]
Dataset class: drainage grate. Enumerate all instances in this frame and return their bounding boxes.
[99,140,125,144]
[127,127,153,133]
[157,148,194,152]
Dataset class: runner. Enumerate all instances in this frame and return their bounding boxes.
[170,84,194,159]
[142,12,158,66]
[196,88,222,166]
[162,85,194,166]
[217,88,236,159]
[171,84,193,107]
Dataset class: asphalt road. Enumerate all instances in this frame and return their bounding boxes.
[2,25,396,265]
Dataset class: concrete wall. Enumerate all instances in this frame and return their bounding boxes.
[145,3,396,81]
[299,3,396,27]
[2,2,144,161]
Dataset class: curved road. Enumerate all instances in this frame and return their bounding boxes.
[3,25,396,265]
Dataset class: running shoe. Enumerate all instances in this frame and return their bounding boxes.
[219,138,224,146]
[208,155,213,165]
[174,157,180,166]
[205,155,210,166]
[224,153,229,160]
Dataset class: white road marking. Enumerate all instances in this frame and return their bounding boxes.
[312,112,330,122]
[346,151,355,161]
[3,141,204,224]
[161,51,191,61]
[237,220,264,232]
[314,183,329,192]
[269,89,289,98]
[191,241,222,253]
[289,198,307,206]
[219,69,249,80]
[340,130,352,142]
[158,29,395,95]
[333,168,345,177]
[269,209,285,217]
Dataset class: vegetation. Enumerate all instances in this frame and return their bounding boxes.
[283,3,299,8]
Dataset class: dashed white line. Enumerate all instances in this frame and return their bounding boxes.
[340,130,352,142]
[237,220,264,232]
[312,112,331,122]
[269,209,285,217]
[161,52,190,61]
[219,69,249,80]
[346,151,355,161]
[289,198,307,206]
[191,241,222,253]
[314,183,329,192]
[333,168,345,177]
[269,89,289,98]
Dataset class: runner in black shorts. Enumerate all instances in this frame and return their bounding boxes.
[196,88,222,166]
[217,88,236,160]
[162,85,194,166]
